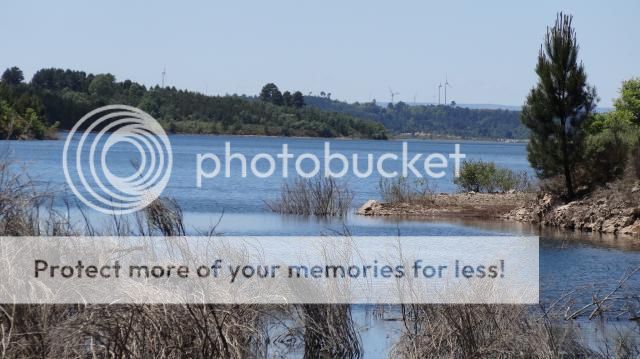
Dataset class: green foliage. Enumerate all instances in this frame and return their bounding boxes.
[454,160,530,193]
[259,83,284,106]
[582,79,640,186]
[1,67,24,86]
[0,68,386,139]
[282,91,292,106]
[613,78,640,125]
[0,100,56,140]
[521,13,597,199]
[303,96,526,139]
[292,91,304,108]
[88,74,117,101]
[583,124,630,186]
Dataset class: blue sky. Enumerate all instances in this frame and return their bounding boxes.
[2,0,638,107]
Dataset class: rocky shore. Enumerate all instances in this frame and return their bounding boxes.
[502,187,640,236]
[357,192,533,218]
[357,185,640,237]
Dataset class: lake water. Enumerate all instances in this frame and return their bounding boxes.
[2,134,639,356]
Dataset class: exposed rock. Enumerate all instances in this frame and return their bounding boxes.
[503,186,640,237]
[357,200,381,216]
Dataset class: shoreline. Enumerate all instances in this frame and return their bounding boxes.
[357,192,533,219]
[31,130,527,143]
[357,189,640,238]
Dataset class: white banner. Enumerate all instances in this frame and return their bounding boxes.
[0,236,538,304]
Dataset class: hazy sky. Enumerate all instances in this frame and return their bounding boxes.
[2,0,638,107]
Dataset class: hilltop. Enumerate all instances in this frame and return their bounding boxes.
[303,96,528,139]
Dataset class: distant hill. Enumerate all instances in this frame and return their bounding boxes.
[0,68,388,140]
[304,96,529,139]
[379,102,524,111]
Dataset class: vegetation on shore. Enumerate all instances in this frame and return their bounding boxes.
[454,160,531,193]
[1,65,534,142]
[266,177,353,216]
[0,67,387,140]
[521,13,640,202]
[305,95,528,139]
[0,68,57,139]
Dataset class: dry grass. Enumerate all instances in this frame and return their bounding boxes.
[267,177,354,216]
[299,305,361,358]
[378,177,434,205]
[391,304,591,358]
[0,161,272,358]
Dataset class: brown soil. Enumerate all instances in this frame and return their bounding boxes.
[356,192,534,218]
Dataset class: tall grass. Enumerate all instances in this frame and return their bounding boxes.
[392,304,591,358]
[378,177,434,204]
[267,177,353,216]
[0,161,271,357]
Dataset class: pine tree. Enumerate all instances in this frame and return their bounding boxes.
[292,91,305,108]
[259,83,283,106]
[521,13,597,200]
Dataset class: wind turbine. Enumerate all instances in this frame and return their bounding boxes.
[444,76,452,105]
[388,87,400,104]
[161,67,166,88]
[437,83,442,105]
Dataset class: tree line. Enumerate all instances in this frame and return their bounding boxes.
[304,96,528,139]
[0,69,387,139]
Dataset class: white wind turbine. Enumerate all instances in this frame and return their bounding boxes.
[388,87,400,104]
[444,75,452,105]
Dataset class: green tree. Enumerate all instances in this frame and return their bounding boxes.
[88,74,117,101]
[292,91,305,108]
[614,78,640,124]
[259,83,283,106]
[521,13,597,199]
[1,67,24,86]
[283,91,292,106]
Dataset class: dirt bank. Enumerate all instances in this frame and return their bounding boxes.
[356,192,534,218]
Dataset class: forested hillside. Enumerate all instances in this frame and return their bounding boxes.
[1,65,529,141]
[0,67,387,139]
[304,96,528,139]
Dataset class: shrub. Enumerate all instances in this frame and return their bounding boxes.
[583,127,630,186]
[378,177,433,204]
[0,101,56,140]
[454,160,530,193]
[266,177,353,216]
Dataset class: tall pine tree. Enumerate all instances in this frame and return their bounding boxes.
[522,13,597,200]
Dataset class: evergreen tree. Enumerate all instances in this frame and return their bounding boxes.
[521,13,597,200]
[282,90,292,106]
[259,83,283,105]
[292,91,305,108]
[1,67,24,86]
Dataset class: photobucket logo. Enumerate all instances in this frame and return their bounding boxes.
[196,142,466,186]
[63,105,172,215]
